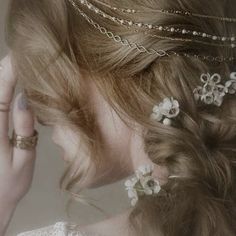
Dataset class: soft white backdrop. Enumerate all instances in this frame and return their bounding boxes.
[0,1,129,235]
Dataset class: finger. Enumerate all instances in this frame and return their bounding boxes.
[0,54,17,144]
[12,92,37,170]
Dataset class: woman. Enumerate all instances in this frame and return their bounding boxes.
[0,0,236,235]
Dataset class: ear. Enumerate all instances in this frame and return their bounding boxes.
[129,123,169,185]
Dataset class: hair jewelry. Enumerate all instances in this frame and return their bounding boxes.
[193,72,236,106]
[150,97,180,126]
[68,0,235,62]
[93,0,236,23]
[125,164,182,206]
[77,0,236,45]
[131,28,234,48]
[124,164,161,206]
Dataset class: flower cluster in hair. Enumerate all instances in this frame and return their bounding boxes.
[124,164,161,206]
[193,72,236,106]
[149,72,236,130]
[150,97,180,125]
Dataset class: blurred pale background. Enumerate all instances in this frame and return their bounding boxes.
[0,1,130,235]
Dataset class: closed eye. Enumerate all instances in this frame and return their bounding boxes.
[36,117,50,126]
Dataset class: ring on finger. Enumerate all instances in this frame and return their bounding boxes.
[0,102,11,112]
[0,108,10,112]
[10,129,39,150]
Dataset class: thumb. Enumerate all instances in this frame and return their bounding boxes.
[11,92,37,169]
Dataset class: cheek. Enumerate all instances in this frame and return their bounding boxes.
[88,80,132,155]
[94,104,134,181]
[98,106,131,154]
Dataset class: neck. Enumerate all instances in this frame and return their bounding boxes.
[80,208,136,236]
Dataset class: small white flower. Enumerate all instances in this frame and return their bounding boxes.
[159,97,180,118]
[200,73,211,83]
[225,75,236,94]
[125,164,161,206]
[128,188,138,199]
[214,84,228,96]
[124,178,137,188]
[213,94,224,106]
[124,177,139,206]
[200,73,221,85]
[152,105,160,113]
[150,97,180,125]
[202,82,215,94]
[140,175,161,195]
[150,105,163,121]
[163,118,172,126]
[150,97,180,126]
[209,73,221,84]
[212,85,227,107]
[193,86,204,101]
[153,183,161,194]
[131,197,138,206]
[230,72,236,80]
[194,72,234,106]
[201,93,214,105]
[201,74,221,95]
[135,163,154,177]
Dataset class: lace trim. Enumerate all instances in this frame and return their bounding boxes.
[17,221,86,236]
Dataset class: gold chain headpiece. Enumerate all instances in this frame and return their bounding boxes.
[94,0,236,23]
[78,0,235,45]
[68,0,235,63]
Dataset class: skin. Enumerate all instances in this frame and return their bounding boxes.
[0,53,169,236]
[52,75,169,189]
[0,54,36,236]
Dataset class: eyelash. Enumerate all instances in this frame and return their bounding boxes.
[37,117,50,126]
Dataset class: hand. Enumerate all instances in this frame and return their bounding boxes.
[0,53,37,206]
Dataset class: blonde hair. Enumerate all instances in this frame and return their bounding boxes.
[5,0,236,235]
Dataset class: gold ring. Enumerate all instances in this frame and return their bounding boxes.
[0,102,11,112]
[0,108,10,112]
[10,129,39,150]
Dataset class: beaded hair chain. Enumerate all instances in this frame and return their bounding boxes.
[91,0,236,48]
[68,0,235,63]
[77,0,235,46]
[94,0,236,23]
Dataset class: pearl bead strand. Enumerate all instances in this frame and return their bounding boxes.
[77,0,235,46]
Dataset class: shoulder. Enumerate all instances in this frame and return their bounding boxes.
[16,221,87,236]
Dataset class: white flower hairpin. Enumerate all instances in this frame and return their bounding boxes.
[226,72,236,94]
[150,97,180,126]
[124,164,161,206]
[193,72,236,106]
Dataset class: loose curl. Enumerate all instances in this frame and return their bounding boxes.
[5,0,236,235]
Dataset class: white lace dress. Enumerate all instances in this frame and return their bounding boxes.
[16,221,90,236]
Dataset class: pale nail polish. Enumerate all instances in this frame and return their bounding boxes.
[18,93,29,110]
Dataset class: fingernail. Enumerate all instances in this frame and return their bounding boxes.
[18,92,29,110]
